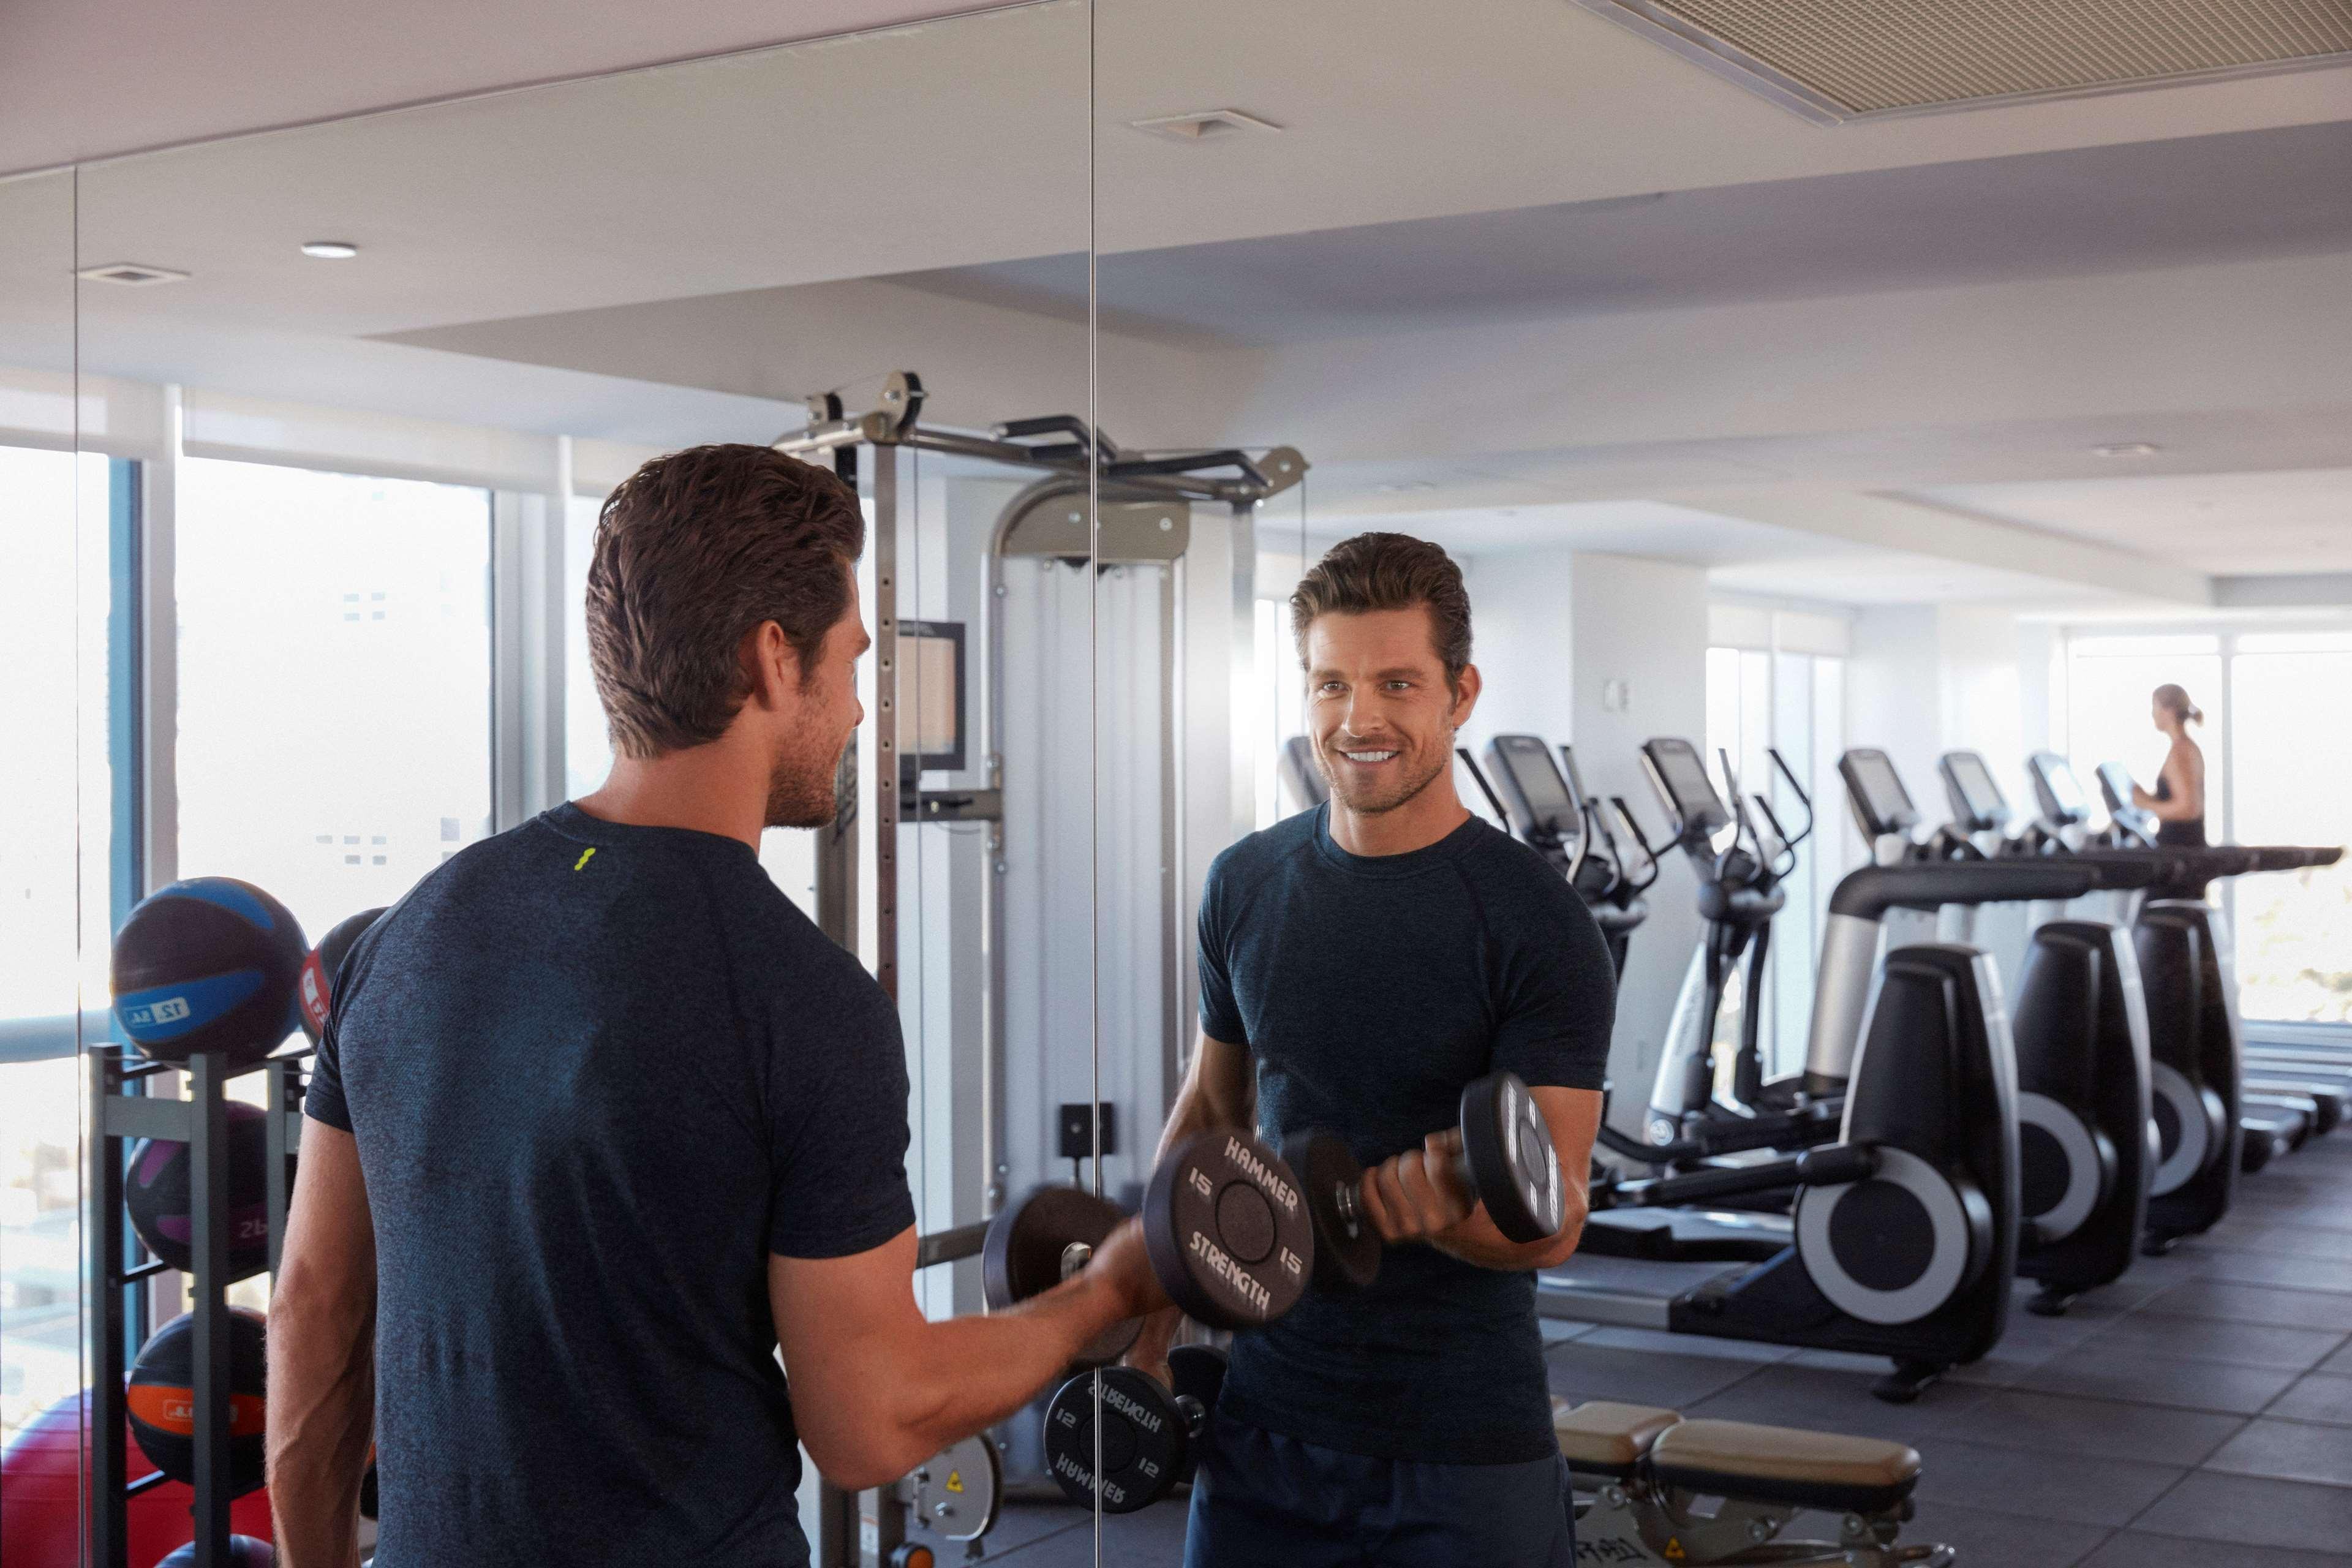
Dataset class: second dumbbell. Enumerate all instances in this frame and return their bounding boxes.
[1042,1345,1228,1512]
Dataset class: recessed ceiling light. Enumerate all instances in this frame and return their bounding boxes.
[1128,108,1281,144]
[300,241,360,260]
[2092,442,2160,458]
[74,262,190,287]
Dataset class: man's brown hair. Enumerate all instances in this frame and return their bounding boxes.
[585,443,864,758]
[1290,531,1473,690]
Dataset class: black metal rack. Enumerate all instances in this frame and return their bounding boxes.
[86,1042,307,1568]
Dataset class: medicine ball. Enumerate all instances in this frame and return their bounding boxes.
[126,1101,280,1276]
[127,1309,268,1495]
[113,880,306,1066]
[159,1536,276,1567]
[297,907,386,1044]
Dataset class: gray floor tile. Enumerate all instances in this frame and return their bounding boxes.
[1539,1317,1594,1344]
[1934,1389,2247,1467]
[1570,1325,1794,1363]
[2068,1312,2345,1371]
[2136,1279,2352,1332]
[2206,1416,2352,1488]
[2185,1222,2352,1262]
[1896,1499,2113,1568]
[2268,1373,2352,1427]
[984,1501,1098,1557]
[2131,1470,2352,1555]
[1544,1341,1769,1410]
[1905,1436,2184,1526]
[2318,1340,2352,1377]
[2076,1528,2352,1567]
[1683,1363,1989,1448]
[2026,1341,2304,1414]
[989,1504,1193,1564]
[2187,1248,2352,1295]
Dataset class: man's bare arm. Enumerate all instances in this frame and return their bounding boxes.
[773,1215,1168,1491]
[267,1120,377,1568]
[1359,1085,1598,1273]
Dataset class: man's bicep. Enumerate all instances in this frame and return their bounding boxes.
[768,1229,921,1469]
[1532,1086,1602,1176]
[1189,1031,1255,1126]
[283,1119,374,1286]
[1495,916,1617,1091]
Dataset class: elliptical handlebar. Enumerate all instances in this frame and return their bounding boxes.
[1765,747,1815,854]
[1828,859,2098,919]
[1605,797,1664,898]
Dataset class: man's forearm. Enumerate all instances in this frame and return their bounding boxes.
[889,1275,1132,1463]
[1431,1195,1589,1272]
[266,1289,375,1568]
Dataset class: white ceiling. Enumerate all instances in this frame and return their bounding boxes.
[0,0,997,176]
[1917,467,2352,576]
[3,0,2349,608]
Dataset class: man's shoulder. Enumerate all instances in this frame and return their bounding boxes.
[1207,809,1322,892]
[1459,821,1593,919]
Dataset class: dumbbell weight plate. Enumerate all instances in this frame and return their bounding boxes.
[1459,1072,1564,1245]
[981,1186,1141,1366]
[1279,1129,1383,1293]
[1142,1129,1313,1329]
[1042,1366,1189,1513]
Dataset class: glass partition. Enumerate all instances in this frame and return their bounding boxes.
[75,9,1091,1563]
[0,172,92,1487]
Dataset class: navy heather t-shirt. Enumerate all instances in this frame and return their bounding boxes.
[308,804,914,1568]
[1199,804,1615,1464]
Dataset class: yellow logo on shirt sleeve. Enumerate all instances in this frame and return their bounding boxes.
[574,848,597,872]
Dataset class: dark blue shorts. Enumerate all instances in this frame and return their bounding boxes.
[1183,1410,1576,1568]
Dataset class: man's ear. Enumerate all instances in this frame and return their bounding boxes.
[741,621,799,711]
[1450,662,1482,727]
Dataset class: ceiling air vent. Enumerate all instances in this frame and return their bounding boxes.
[1128,108,1282,143]
[75,262,191,287]
[1572,0,2352,123]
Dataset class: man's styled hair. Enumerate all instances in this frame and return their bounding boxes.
[1290,532,1473,690]
[585,443,865,758]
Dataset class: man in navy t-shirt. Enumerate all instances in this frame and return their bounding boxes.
[267,446,1168,1568]
[1131,532,1613,1567]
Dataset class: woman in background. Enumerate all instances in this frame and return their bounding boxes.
[2133,683,2207,848]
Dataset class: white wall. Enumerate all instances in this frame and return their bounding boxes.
[1566,553,1711,1130]
[1463,545,1578,744]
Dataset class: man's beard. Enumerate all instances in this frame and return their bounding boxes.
[1321,738,1449,816]
[766,731,850,830]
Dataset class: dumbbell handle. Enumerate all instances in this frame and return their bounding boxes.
[1328,1128,1471,1234]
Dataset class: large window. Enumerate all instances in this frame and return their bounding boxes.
[2065,630,2351,1026]
[1,445,118,1441]
[1705,623,1851,1079]
[176,460,496,943]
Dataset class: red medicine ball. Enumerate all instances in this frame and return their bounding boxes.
[297,907,386,1044]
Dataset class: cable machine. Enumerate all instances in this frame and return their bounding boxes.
[774,374,1304,1565]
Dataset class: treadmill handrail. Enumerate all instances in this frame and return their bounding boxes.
[1827,860,2097,919]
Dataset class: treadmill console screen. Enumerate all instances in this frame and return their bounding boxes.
[2029,751,2089,825]
[1838,748,1919,837]
[1939,750,2007,831]
[1642,739,1730,833]
[1485,734,1580,840]
[2094,762,2137,816]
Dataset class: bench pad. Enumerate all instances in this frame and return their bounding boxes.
[1551,1400,1681,1478]
[1649,1417,1920,1514]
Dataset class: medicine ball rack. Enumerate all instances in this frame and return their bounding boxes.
[85,1042,308,1568]
[778,376,1306,1566]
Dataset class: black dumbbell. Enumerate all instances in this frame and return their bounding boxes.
[1042,1344,1228,1512]
[983,1128,1314,1345]
[1283,1071,1564,1294]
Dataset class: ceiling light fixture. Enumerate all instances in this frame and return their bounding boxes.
[1128,108,1281,144]
[74,262,190,287]
[301,241,360,260]
[2092,442,2161,458]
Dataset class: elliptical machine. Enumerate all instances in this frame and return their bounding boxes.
[1632,738,1833,1162]
[1480,734,1658,978]
[1540,853,2104,1401]
[1842,747,2160,1317]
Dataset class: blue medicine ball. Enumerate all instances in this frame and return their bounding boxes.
[111,879,306,1066]
[157,1536,274,1566]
